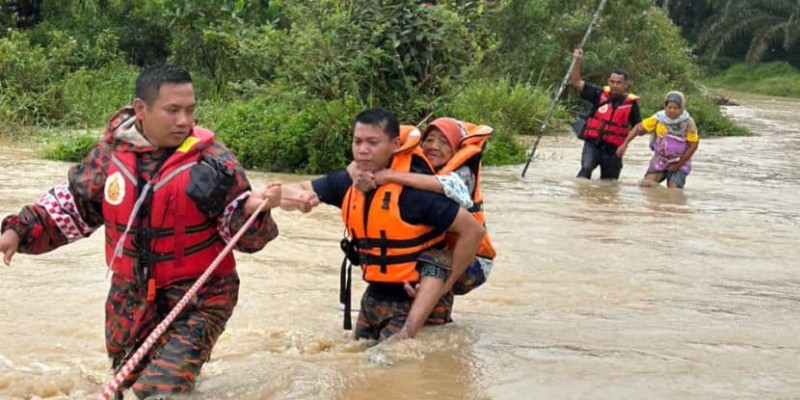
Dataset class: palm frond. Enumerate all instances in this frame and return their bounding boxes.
[746,23,786,69]
[701,13,778,57]
[699,0,800,64]
[784,8,800,48]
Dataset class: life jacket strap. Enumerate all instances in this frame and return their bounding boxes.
[379,230,388,274]
[106,219,215,238]
[339,253,353,331]
[468,201,483,213]
[359,251,421,266]
[354,229,443,249]
[112,234,221,262]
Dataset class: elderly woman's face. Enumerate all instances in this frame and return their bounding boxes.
[665,101,682,119]
[422,129,453,168]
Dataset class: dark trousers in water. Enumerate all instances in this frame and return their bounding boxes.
[355,254,455,342]
[577,140,623,180]
[105,272,239,399]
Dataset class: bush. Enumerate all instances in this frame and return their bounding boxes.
[60,63,138,127]
[0,29,76,126]
[277,0,495,120]
[443,79,569,135]
[201,90,363,173]
[117,10,171,66]
[165,0,284,96]
[42,132,100,161]
[441,79,565,165]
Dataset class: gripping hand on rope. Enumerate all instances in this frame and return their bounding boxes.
[279,182,320,213]
[245,183,283,216]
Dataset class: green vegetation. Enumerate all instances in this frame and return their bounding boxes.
[1,0,753,172]
[699,0,800,70]
[43,133,101,161]
[707,62,800,99]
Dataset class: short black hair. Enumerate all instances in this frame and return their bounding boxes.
[610,68,629,81]
[135,64,193,105]
[353,108,400,139]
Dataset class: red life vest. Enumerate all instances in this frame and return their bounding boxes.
[103,127,235,289]
[437,121,496,260]
[583,87,640,147]
[341,126,446,284]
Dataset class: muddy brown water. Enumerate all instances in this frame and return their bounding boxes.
[1,93,798,399]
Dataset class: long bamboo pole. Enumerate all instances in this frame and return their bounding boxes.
[521,0,609,178]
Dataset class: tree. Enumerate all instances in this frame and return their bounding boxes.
[699,0,800,69]
[657,0,713,43]
[1,0,42,28]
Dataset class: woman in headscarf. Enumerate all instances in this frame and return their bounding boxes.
[616,91,699,189]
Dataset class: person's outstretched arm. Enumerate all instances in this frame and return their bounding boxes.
[345,161,447,194]
[571,48,586,92]
[280,181,321,213]
[347,161,474,208]
[376,169,443,192]
[374,169,474,209]
[616,115,659,158]
[616,122,644,158]
[0,141,109,265]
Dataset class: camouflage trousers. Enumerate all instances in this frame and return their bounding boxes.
[354,286,454,342]
[354,253,454,341]
[105,272,239,399]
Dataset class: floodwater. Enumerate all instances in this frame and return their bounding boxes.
[0,93,798,399]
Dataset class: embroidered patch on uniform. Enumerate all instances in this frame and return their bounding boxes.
[104,172,125,206]
[597,104,609,114]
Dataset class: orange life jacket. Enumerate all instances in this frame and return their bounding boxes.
[341,125,446,284]
[103,127,235,290]
[436,121,497,259]
[583,87,639,147]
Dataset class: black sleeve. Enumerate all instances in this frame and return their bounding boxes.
[311,171,352,208]
[580,83,603,106]
[398,187,459,233]
[629,102,643,126]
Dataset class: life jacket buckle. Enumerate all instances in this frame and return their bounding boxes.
[340,238,360,266]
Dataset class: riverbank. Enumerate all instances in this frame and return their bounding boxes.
[707,62,800,98]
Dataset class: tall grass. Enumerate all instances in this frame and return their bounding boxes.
[440,79,567,165]
[707,62,800,98]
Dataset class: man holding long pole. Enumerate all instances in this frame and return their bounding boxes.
[570,48,642,180]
